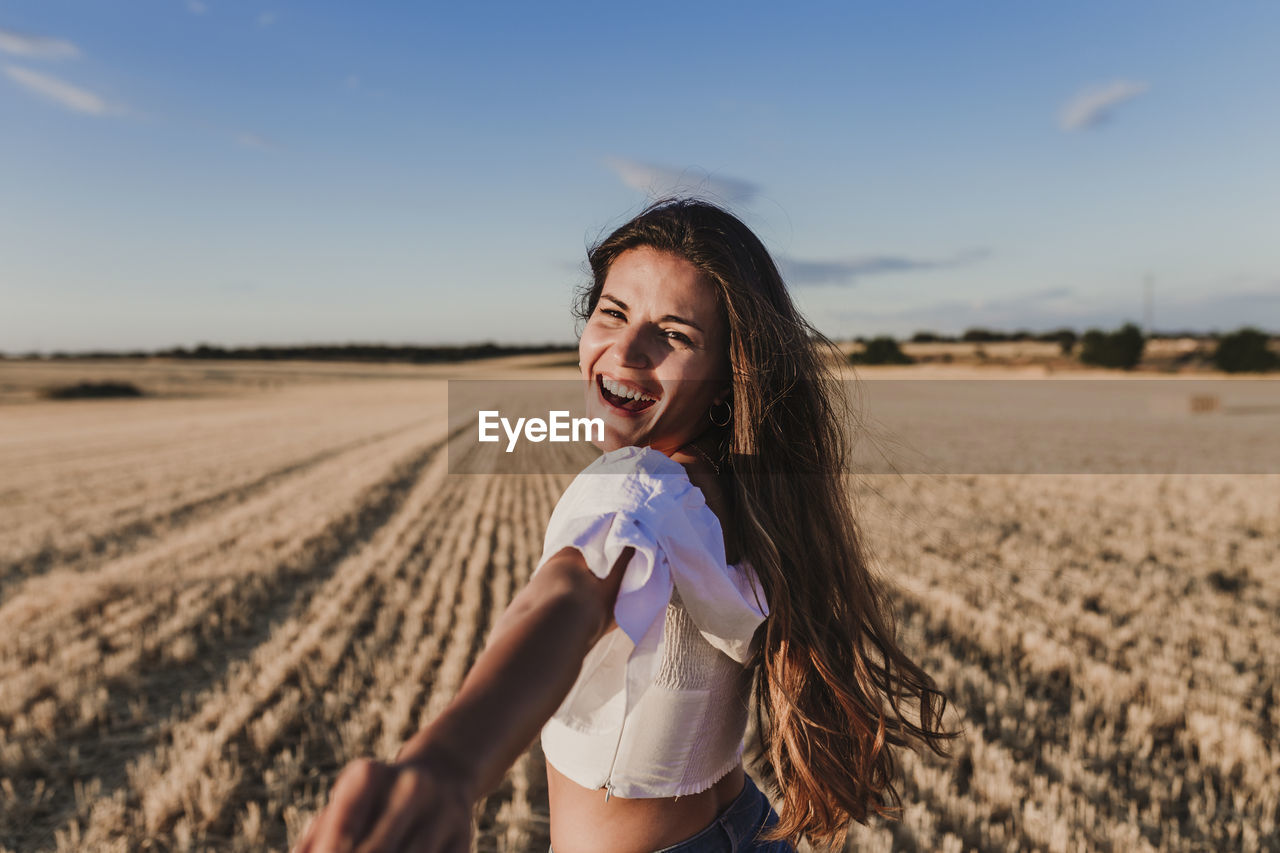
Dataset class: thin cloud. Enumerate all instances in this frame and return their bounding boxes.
[1059,80,1149,131]
[0,27,80,59]
[3,65,116,115]
[257,11,278,28]
[780,248,990,286]
[340,73,387,98]
[235,131,276,150]
[847,280,1280,335]
[837,287,1090,333]
[187,1,208,14]
[1172,283,1280,332]
[604,157,760,204]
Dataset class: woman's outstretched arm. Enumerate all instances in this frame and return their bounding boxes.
[294,545,631,853]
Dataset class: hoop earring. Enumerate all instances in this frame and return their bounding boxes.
[709,399,732,427]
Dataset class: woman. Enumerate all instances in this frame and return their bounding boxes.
[296,199,955,853]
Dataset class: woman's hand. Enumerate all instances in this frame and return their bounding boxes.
[293,756,473,853]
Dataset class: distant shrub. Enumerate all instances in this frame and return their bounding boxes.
[1044,328,1077,355]
[1212,328,1279,373]
[850,337,915,365]
[962,328,1002,343]
[1080,323,1145,370]
[911,331,944,343]
[43,381,145,400]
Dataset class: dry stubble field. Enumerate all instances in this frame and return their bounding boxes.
[1,357,1276,852]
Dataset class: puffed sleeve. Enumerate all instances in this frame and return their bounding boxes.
[533,446,769,733]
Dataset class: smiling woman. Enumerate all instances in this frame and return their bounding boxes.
[297,199,956,853]
[579,246,732,456]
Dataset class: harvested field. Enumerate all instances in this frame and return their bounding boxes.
[1,359,1276,852]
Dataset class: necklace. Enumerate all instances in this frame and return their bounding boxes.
[680,442,721,476]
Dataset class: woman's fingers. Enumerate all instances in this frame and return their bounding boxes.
[328,759,391,846]
[294,758,393,853]
[353,768,430,852]
[294,757,475,853]
[294,804,338,853]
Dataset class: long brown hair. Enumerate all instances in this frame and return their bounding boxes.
[575,198,957,849]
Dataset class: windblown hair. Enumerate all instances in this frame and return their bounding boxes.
[574,198,957,850]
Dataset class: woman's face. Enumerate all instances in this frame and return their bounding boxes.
[579,246,731,454]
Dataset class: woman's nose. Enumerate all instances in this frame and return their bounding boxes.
[612,325,651,368]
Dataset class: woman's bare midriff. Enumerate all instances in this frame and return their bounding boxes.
[546,762,746,853]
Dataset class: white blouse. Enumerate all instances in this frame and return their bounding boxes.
[536,446,770,799]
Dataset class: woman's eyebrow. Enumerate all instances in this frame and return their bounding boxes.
[599,295,704,333]
[661,314,704,333]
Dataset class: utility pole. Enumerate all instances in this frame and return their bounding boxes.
[1143,275,1154,337]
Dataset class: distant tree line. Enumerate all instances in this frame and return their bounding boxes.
[848,325,1278,371]
[848,337,915,365]
[909,328,1080,345]
[902,327,1266,344]
[10,342,576,364]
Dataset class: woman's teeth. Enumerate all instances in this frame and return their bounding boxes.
[600,376,656,402]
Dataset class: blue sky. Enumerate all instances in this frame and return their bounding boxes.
[2,1,1278,352]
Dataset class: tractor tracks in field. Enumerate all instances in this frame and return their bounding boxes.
[1,422,470,851]
[0,421,431,600]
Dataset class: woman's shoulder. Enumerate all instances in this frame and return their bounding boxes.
[667,447,740,566]
[564,445,740,564]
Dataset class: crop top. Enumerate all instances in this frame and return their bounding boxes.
[535,445,770,799]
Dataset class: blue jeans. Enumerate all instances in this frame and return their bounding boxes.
[551,776,795,853]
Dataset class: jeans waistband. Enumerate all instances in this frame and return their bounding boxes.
[549,774,791,853]
[651,774,789,852]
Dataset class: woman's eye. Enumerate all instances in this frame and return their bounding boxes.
[598,307,624,320]
[664,330,693,345]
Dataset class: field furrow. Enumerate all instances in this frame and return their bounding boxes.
[1,422,434,661]
[474,476,559,853]
[0,421,427,595]
[272,473,507,852]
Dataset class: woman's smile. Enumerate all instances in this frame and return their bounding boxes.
[596,372,661,415]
